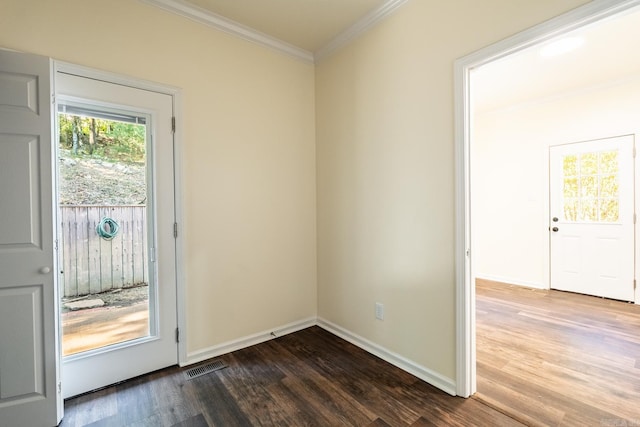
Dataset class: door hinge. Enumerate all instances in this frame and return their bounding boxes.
[58,382,62,394]
[171,117,176,133]
[175,327,180,343]
[55,239,59,251]
[173,222,178,238]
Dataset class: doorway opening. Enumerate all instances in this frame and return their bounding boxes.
[56,71,179,399]
[456,0,640,420]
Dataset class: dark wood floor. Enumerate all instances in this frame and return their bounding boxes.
[476,279,640,427]
[60,326,522,427]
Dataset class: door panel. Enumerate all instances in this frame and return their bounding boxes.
[0,50,61,427]
[550,135,635,302]
[0,71,38,113]
[0,286,44,398]
[0,135,42,246]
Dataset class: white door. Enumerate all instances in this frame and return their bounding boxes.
[0,51,62,426]
[56,73,178,398]
[550,135,635,302]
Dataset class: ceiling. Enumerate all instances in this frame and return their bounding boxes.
[472,5,640,114]
[184,0,387,52]
[143,0,406,61]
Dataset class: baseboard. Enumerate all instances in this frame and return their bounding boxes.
[316,317,457,396]
[183,316,458,397]
[474,274,547,290]
[182,317,316,366]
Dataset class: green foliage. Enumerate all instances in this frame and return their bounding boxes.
[58,114,146,163]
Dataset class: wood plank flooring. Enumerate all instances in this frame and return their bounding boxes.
[60,326,522,427]
[476,279,640,426]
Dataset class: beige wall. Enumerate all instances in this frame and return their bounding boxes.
[0,0,317,354]
[473,76,640,302]
[315,0,589,381]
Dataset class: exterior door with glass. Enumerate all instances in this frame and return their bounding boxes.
[56,72,178,398]
[549,135,635,302]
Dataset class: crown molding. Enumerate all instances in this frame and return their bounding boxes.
[140,0,409,64]
[140,0,314,63]
[314,0,410,62]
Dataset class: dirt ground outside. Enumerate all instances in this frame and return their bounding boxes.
[61,285,150,355]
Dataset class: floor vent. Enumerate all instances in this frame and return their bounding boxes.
[184,360,227,380]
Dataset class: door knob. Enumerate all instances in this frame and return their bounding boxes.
[39,266,51,274]
[552,227,559,232]
[552,217,559,222]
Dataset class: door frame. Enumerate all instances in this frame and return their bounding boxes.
[53,61,188,366]
[453,0,640,397]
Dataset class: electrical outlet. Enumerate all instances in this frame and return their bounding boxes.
[375,302,384,320]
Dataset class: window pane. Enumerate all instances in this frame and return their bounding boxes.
[580,152,598,175]
[579,199,597,221]
[599,174,618,198]
[563,178,578,198]
[58,110,150,356]
[563,198,578,222]
[599,198,619,222]
[563,154,577,177]
[599,150,618,174]
[580,176,597,198]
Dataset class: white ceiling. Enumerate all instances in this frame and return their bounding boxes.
[472,5,640,114]
[142,0,407,61]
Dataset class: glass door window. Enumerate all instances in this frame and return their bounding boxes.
[57,104,152,356]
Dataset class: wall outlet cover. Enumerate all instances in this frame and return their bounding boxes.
[375,302,384,320]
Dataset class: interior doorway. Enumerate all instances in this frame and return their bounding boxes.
[455,0,640,401]
[56,72,179,398]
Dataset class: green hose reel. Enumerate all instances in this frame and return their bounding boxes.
[96,217,119,240]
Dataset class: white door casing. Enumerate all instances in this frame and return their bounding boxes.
[0,50,62,427]
[56,72,178,398]
[549,135,635,302]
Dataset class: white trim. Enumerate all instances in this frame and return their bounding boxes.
[317,318,457,396]
[55,62,181,96]
[314,0,410,62]
[139,0,408,64]
[183,317,317,366]
[454,0,640,399]
[475,275,547,290]
[54,60,187,366]
[172,91,188,363]
[139,0,314,63]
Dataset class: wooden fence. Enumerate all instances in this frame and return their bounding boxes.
[59,205,148,298]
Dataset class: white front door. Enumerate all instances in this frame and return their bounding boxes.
[549,135,635,302]
[56,72,178,398]
[0,51,62,426]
